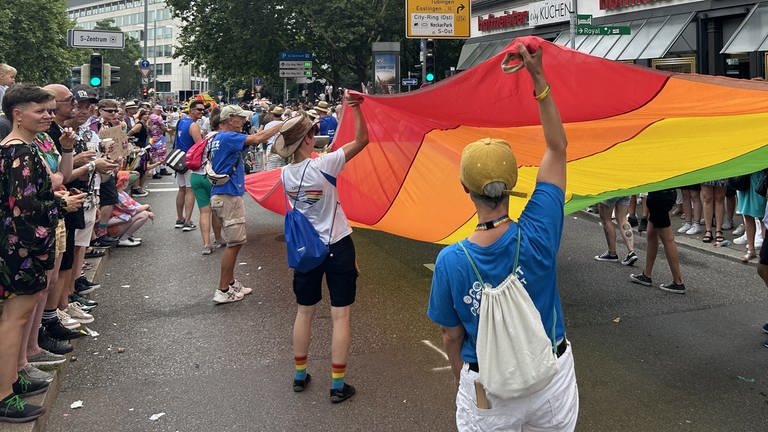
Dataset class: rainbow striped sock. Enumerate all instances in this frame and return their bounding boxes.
[294,355,308,381]
[331,363,346,391]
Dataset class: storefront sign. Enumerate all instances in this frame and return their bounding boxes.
[527,0,573,26]
[599,0,671,11]
[477,11,529,31]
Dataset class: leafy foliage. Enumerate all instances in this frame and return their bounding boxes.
[93,19,143,99]
[166,0,463,92]
[0,0,87,85]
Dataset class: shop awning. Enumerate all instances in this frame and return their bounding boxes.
[721,2,768,54]
[554,12,694,60]
[457,39,513,70]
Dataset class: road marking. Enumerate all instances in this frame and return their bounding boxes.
[148,182,176,185]
[432,366,452,371]
[146,188,179,193]
[424,263,435,272]
[421,339,448,360]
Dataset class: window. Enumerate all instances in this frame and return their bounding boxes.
[156,82,171,92]
[651,57,696,73]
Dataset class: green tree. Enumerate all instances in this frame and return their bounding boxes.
[166,0,463,92]
[0,0,86,85]
[93,19,142,99]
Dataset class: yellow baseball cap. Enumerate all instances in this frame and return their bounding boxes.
[460,138,519,196]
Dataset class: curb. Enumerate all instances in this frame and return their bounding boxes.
[578,210,758,266]
[2,249,109,432]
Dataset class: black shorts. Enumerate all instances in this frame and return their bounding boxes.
[646,191,676,229]
[59,224,76,271]
[99,176,119,206]
[760,242,768,266]
[293,235,358,307]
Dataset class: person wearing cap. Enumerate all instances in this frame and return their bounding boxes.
[207,105,280,304]
[173,100,205,231]
[315,101,337,145]
[262,106,287,170]
[276,91,367,404]
[427,43,578,430]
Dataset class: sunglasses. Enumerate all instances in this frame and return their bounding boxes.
[56,96,75,105]
[193,107,206,111]
[101,108,118,113]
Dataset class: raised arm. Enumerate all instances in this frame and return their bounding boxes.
[517,43,567,191]
[339,92,369,162]
[244,123,281,147]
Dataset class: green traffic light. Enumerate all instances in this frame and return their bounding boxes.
[425,73,435,82]
[89,76,102,86]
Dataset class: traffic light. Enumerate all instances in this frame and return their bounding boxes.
[89,54,103,87]
[424,39,436,83]
[71,65,83,86]
[142,87,148,98]
[104,64,120,87]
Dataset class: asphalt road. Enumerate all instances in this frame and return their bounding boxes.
[40,181,768,432]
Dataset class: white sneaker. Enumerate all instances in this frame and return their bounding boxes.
[230,279,252,295]
[685,223,702,235]
[677,222,692,234]
[56,309,82,329]
[117,238,141,247]
[66,302,95,324]
[733,224,745,236]
[212,288,244,304]
[734,233,748,245]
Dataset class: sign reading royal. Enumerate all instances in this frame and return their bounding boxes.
[527,0,573,26]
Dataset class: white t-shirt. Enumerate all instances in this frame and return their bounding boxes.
[281,149,352,245]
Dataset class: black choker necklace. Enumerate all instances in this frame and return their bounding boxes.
[475,215,511,231]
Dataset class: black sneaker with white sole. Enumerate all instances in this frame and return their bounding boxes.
[182,222,197,232]
[630,273,653,286]
[762,322,768,334]
[594,251,619,262]
[621,250,638,266]
[659,282,686,294]
[0,393,43,423]
[329,383,356,403]
[75,276,100,294]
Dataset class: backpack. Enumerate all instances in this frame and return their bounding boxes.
[281,162,336,273]
[459,229,559,399]
[185,136,209,171]
[164,148,187,173]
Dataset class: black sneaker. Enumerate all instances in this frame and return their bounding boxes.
[628,215,639,228]
[69,293,98,308]
[91,235,119,248]
[763,339,768,349]
[594,251,619,262]
[75,276,100,295]
[152,173,162,179]
[630,273,653,286]
[0,393,43,423]
[659,282,686,294]
[329,383,356,403]
[182,222,197,232]
[38,327,74,354]
[638,217,648,232]
[84,248,106,259]
[174,219,185,229]
[43,319,84,341]
[762,322,768,334]
[621,250,638,266]
[159,168,172,176]
[293,374,311,392]
[12,371,49,397]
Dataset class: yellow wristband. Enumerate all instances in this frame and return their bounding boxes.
[533,84,551,101]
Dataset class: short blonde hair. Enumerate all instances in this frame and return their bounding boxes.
[0,63,17,77]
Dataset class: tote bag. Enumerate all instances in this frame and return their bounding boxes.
[459,229,558,399]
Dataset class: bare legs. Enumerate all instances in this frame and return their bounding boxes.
[644,222,684,285]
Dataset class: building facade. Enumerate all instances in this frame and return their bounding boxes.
[460,0,768,79]
[67,0,209,102]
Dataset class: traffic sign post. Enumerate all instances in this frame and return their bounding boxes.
[67,29,125,49]
[406,0,470,39]
[279,52,314,83]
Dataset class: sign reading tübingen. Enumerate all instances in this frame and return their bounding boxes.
[406,0,471,39]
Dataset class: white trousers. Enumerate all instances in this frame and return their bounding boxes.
[456,343,579,432]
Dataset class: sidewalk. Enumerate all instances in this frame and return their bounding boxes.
[579,209,759,266]
[2,250,109,432]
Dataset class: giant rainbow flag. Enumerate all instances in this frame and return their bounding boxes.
[245,36,768,244]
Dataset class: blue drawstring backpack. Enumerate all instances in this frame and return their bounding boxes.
[282,162,335,273]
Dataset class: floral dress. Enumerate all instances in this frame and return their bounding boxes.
[0,140,59,299]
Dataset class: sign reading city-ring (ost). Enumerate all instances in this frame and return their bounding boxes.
[67,29,125,49]
[406,0,471,39]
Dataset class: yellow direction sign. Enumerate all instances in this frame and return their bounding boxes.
[406,0,471,39]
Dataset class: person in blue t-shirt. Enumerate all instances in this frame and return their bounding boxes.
[315,101,337,145]
[207,105,280,304]
[173,100,204,231]
[427,43,578,431]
